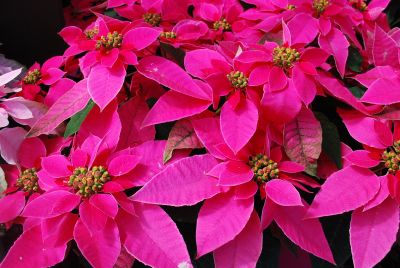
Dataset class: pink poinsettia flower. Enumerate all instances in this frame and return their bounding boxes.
[112,0,191,26]
[1,133,191,268]
[0,136,68,226]
[133,116,334,266]
[0,138,45,226]
[192,0,249,41]
[19,56,65,101]
[307,133,399,268]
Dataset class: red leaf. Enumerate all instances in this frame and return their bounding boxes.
[27,80,90,137]
[284,107,322,175]
[163,119,203,163]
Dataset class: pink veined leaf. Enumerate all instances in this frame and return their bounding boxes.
[372,25,399,68]
[117,96,155,150]
[274,203,335,264]
[287,13,319,45]
[306,166,380,218]
[265,179,303,207]
[114,248,135,268]
[196,191,254,257]
[284,106,322,176]
[27,80,91,137]
[0,225,67,268]
[116,204,191,268]
[74,218,121,268]
[88,62,126,110]
[132,154,223,206]
[221,97,258,154]
[350,198,399,268]
[0,191,26,223]
[141,90,211,126]
[163,119,203,163]
[137,56,212,100]
[0,127,27,165]
[360,78,400,105]
[214,211,262,268]
[318,28,349,77]
[22,190,81,218]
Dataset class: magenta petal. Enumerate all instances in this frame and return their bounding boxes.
[350,198,399,268]
[278,161,304,173]
[101,48,119,67]
[90,194,119,218]
[184,49,230,79]
[269,66,287,92]
[218,161,254,186]
[137,56,212,100]
[372,25,399,68]
[287,13,319,45]
[142,91,211,126]
[361,78,400,105]
[196,192,253,257]
[318,28,349,77]
[117,204,191,267]
[74,218,121,268]
[265,179,302,206]
[18,137,46,168]
[249,65,270,86]
[0,225,67,268]
[132,154,222,206]
[344,150,380,168]
[42,213,78,247]
[214,211,262,268]
[363,176,390,211]
[22,190,81,218]
[108,155,141,176]
[41,68,65,85]
[88,62,126,110]
[307,166,380,218]
[221,98,258,154]
[292,65,316,105]
[79,200,108,232]
[41,155,71,178]
[122,27,161,51]
[274,204,335,264]
[0,191,25,223]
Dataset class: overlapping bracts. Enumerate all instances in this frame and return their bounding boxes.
[0,0,399,267]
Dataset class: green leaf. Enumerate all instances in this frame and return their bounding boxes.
[64,100,95,137]
[315,112,342,169]
[348,86,365,99]
[347,46,363,73]
[0,166,6,197]
[159,42,186,68]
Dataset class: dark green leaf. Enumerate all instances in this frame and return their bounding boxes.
[64,100,95,137]
[348,86,365,99]
[315,112,342,169]
[347,46,363,73]
[159,42,186,68]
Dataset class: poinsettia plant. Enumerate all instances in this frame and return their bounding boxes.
[1,0,400,267]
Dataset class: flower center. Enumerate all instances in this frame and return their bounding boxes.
[382,141,400,174]
[16,168,39,194]
[313,0,330,14]
[349,0,367,11]
[68,166,111,198]
[213,18,231,31]
[95,31,123,50]
[143,13,162,26]
[227,71,248,89]
[85,27,99,39]
[23,69,41,84]
[287,4,296,10]
[248,154,279,184]
[273,46,300,69]
[160,31,177,39]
